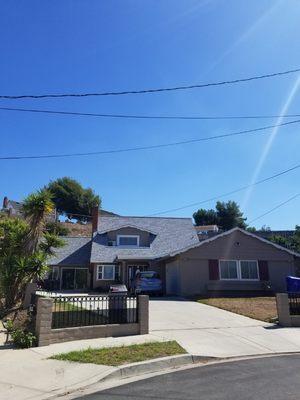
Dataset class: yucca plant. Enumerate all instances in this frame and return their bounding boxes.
[22,189,55,255]
[0,189,64,313]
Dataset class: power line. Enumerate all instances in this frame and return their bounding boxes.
[1,119,300,161]
[248,193,300,224]
[1,67,300,99]
[1,106,300,121]
[147,163,300,216]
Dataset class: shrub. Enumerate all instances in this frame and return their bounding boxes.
[4,318,14,333]
[11,329,36,348]
[46,222,70,236]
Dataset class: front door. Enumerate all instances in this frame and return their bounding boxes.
[61,268,88,290]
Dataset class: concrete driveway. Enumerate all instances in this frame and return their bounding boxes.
[149,298,300,357]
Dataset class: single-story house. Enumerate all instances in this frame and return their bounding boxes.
[47,209,300,296]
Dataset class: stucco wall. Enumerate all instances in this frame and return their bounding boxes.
[184,230,295,261]
[166,230,297,296]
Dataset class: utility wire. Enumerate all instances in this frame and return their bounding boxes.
[1,106,300,121]
[248,193,300,224]
[1,67,300,99]
[1,119,300,161]
[147,163,300,216]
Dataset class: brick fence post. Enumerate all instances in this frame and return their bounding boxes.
[138,295,149,335]
[35,297,53,346]
[276,293,292,327]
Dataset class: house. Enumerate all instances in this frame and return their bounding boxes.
[195,224,219,241]
[2,196,56,221]
[47,208,300,296]
[2,196,23,217]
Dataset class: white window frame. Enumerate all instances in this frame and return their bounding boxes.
[219,260,259,281]
[96,264,116,281]
[117,234,140,247]
[239,260,260,281]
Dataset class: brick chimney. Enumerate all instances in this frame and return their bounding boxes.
[2,196,8,209]
[92,206,99,234]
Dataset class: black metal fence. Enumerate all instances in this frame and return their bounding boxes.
[51,295,138,329]
[288,293,300,315]
[42,279,60,291]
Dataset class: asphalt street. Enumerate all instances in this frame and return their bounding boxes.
[77,355,300,400]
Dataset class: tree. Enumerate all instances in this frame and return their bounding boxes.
[216,201,247,230]
[260,225,271,232]
[193,200,247,230]
[0,190,64,312]
[193,209,218,226]
[269,225,300,253]
[47,177,101,221]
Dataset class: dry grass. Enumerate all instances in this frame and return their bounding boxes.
[61,222,91,237]
[50,341,186,366]
[198,297,277,322]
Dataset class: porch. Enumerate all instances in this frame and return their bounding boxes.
[46,260,165,293]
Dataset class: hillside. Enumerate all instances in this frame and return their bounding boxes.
[60,221,92,237]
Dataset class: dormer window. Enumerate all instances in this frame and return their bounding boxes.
[117,234,139,247]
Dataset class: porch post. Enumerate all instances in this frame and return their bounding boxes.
[121,261,127,285]
[89,263,94,290]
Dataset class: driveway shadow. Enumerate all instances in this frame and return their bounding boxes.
[149,296,187,302]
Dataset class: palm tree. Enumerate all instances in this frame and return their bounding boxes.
[22,189,55,255]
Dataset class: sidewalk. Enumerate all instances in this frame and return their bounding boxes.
[2,299,300,400]
[0,333,165,400]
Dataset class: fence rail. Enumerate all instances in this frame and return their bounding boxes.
[288,293,300,315]
[51,295,138,329]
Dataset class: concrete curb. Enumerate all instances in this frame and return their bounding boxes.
[42,352,300,400]
[101,354,215,382]
[41,354,214,400]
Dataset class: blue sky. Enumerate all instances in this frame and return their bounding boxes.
[1,0,300,229]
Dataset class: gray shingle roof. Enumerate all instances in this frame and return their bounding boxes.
[48,237,91,266]
[91,216,199,263]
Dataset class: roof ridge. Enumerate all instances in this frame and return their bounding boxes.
[61,236,91,238]
[99,215,192,220]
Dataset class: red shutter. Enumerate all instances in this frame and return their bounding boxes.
[258,260,269,281]
[209,259,219,280]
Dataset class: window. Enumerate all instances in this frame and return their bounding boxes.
[219,260,259,281]
[240,261,259,280]
[97,265,115,280]
[117,235,139,247]
[219,260,238,280]
[50,266,59,280]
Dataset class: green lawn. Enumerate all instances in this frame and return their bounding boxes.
[52,302,82,312]
[50,341,186,366]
